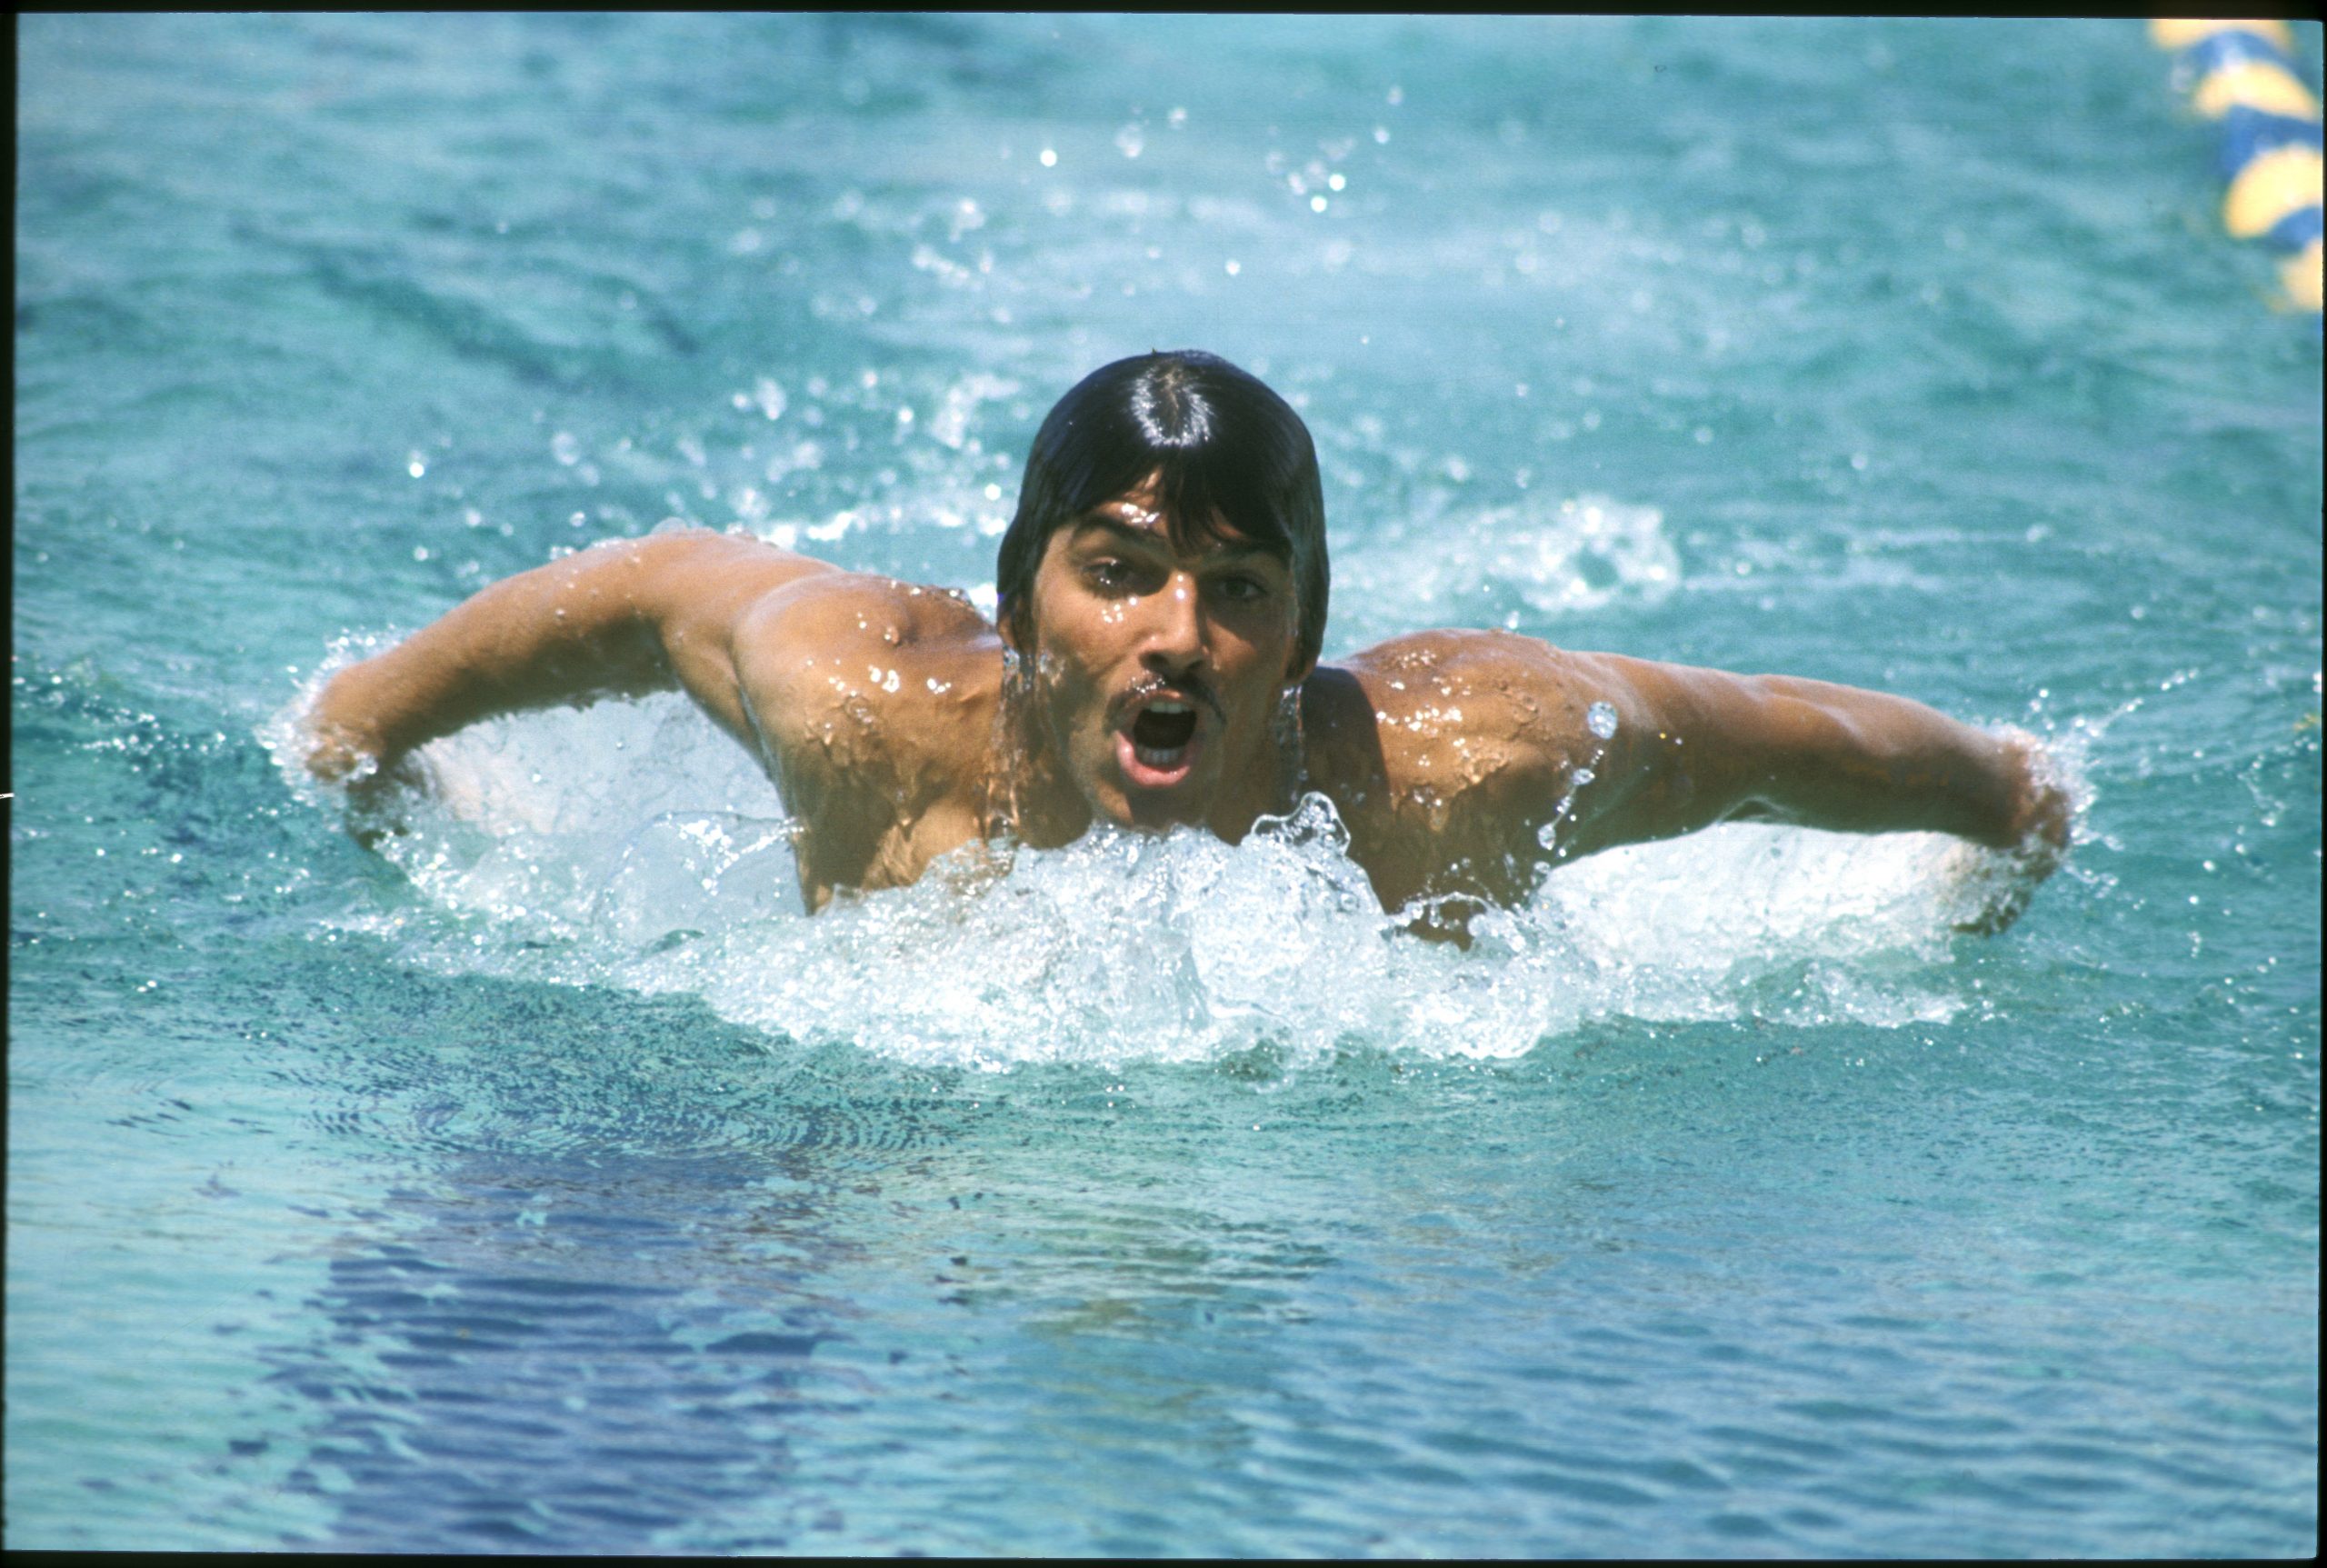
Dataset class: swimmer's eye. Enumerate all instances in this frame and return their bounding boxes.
[1213,574,1271,604]
[1083,559,1138,591]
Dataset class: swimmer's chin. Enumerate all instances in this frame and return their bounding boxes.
[1086,793,1210,836]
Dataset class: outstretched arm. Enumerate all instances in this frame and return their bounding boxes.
[1553,650,2072,866]
[1313,632,2071,934]
[304,530,834,780]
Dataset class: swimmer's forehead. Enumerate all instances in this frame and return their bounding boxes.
[1066,496,1280,563]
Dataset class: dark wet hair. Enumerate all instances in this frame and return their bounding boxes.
[995,350,1329,675]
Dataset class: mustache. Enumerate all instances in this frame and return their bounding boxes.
[1114,671,1223,725]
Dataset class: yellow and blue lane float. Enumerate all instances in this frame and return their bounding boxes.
[2150,18,2322,313]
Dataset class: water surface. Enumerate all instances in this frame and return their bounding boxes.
[11,15,2320,1555]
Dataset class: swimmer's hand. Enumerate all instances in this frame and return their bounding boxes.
[1952,734,2073,936]
[302,715,422,848]
[302,717,382,787]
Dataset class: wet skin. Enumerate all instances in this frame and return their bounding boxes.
[1002,484,1308,843]
[307,482,2073,928]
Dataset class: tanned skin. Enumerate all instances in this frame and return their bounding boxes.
[308,475,2072,932]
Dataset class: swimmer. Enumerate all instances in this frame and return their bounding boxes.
[305,350,2072,936]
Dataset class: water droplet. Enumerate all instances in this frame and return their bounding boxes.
[1586,702,1619,739]
[1571,766,1595,787]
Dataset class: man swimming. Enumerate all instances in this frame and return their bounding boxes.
[305,349,2072,935]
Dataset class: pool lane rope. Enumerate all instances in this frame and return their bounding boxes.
[2149,19,2323,313]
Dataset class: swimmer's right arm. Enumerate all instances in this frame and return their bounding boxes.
[305,530,837,779]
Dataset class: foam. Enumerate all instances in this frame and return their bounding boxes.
[265,666,2060,1071]
[1331,494,1680,646]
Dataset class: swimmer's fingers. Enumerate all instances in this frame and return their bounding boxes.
[340,753,427,850]
[1951,789,2072,936]
[303,719,404,844]
[2002,733,2075,868]
[302,723,376,785]
[2024,777,2074,864]
[1951,864,2039,936]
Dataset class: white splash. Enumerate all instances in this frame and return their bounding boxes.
[1334,494,1680,642]
[265,673,2055,1072]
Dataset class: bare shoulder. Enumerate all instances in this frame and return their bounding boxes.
[734,567,985,649]
[734,570,996,689]
[1314,629,1606,781]
[618,525,837,604]
[731,570,1003,769]
[1302,630,1605,910]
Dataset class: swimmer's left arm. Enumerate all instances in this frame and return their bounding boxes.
[1539,650,2072,867]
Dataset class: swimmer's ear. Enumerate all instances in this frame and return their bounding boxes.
[995,594,1024,654]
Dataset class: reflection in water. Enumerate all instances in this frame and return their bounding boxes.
[255,1039,1367,1553]
[263,1150,854,1551]
[245,979,968,1553]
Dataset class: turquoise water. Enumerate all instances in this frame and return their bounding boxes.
[11,14,2320,1555]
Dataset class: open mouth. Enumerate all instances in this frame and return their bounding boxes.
[1117,696,1205,788]
[1131,703,1198,763]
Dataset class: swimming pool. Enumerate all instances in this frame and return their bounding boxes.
[11,14,2319,1554]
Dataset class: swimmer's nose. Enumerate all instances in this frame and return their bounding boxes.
[1138,573,1209,675]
